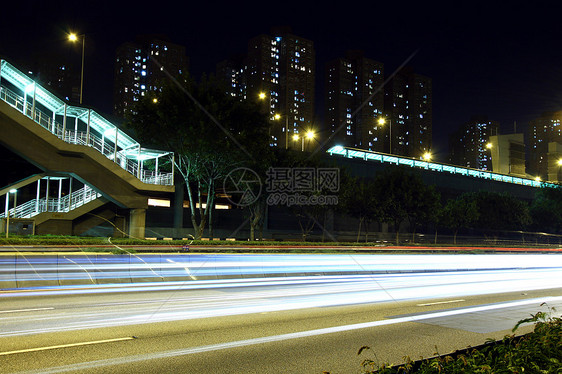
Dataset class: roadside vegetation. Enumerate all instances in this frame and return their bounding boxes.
[356,307,561,373]
[338,167,562,246]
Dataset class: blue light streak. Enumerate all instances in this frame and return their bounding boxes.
[1,253,562,287]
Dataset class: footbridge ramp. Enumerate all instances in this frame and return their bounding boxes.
[0,59,175,237]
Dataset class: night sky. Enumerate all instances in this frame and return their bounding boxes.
[1,1,561,161]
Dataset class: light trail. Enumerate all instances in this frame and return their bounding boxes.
[0,253,560,339]
[1,253,562,286]
[0,266,560,337]
[0,308,54,314]
[0,337,135,356]
[12,296,562,374]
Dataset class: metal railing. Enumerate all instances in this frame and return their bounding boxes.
[0,86,173,186]
[0,186,102,219]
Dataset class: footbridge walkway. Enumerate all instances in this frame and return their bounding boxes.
[0,59,175,238]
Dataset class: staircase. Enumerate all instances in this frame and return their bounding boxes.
[0,59,175,237]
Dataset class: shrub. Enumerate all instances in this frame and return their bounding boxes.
[357,305,561,373]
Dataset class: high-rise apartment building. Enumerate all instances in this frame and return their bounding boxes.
[324,50,384,151]
[449,116,499,170]
[527,111,562,180]
[113,35,189,118]
[383,67,433,158]
[217,27,315,149]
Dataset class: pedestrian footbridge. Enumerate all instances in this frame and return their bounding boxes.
[0,59,175,238]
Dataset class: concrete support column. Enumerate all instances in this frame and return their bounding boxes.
[129,208,146,239]
[113,215,126,238]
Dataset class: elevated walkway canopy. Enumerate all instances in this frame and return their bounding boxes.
[326,145,556,189]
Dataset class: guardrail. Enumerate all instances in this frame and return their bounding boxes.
[0,185,101,219]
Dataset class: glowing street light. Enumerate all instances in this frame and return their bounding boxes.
[274,113,290,149]
[306,130,314,140]
[378,116,392,154]
[292,130,315,151]
[68,32,85,104]
[422,152,432,161]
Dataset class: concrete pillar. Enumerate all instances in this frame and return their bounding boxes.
[113,215,126,238]
[129,208,146,239]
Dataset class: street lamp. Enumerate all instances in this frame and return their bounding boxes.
[4,189,17,238]
[485,142,494,171]
[68,32,85,104]
[378,117,392,154]
[422,152,432,161]
[292,130,314,151]
[274,113,289,149]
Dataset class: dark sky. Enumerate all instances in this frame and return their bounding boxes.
[1,1,561,161]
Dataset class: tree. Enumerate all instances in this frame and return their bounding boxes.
[403,178,441,243]
[530,186,562,234]
[126,75,270,239]
[278,150,329,242]
[440,194,480,244]
[470,191,531,233]
[374,167,436,245]
[339,175,380,242]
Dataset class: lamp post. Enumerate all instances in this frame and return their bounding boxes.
[5,189,17,238]
[305,130,314,152]
[274,113,289,149]
[68,32,85,104]
[293,131,315,151]
[292,133,300,150]
[378,117,392,154]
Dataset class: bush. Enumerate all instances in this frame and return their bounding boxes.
[358,305,561,373]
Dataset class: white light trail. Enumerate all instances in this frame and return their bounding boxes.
[0,337,135,356]
[0,308,54,314]
[14,296,562,374]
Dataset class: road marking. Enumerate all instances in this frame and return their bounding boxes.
[417,299,465,307]
[0,307,54,314]
[0,337,135,356]
[17,296,562,374]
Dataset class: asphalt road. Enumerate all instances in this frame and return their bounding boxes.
[0,254,561,373]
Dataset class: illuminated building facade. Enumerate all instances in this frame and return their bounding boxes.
[217,27,315,149]
[113,35,188,118]
[449,116,499,170]
[383,67,433,158]
[488,133,526,177]
[325,50,384,151]
[527,111,562,181]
